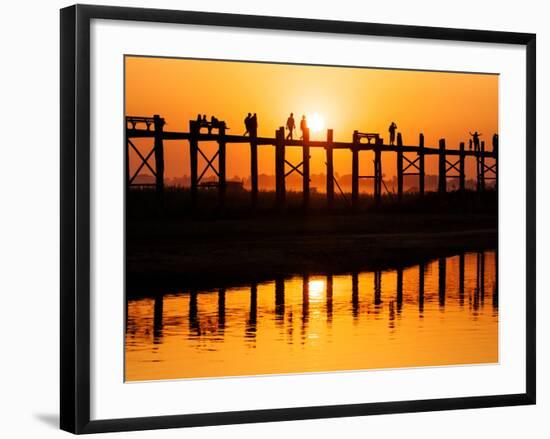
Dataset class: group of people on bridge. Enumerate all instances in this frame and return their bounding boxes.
[243,113,259,137]
[241,112,309,140]
[237,113,497,152]
[390,121,497,152]
[285,113,309,140]
[196,114,227,134]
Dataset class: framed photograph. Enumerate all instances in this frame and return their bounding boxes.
[60,4,536,434]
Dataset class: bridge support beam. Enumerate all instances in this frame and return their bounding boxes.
[326,129,334,209]
[397,132,403,202]
[438,138,446,195]
[302,128,310,209]
[189,120,199,207]
[352,131,359,209]
[153,115,165,197]
[459,142,466,192]
[419,133,425,197]
[374,139,382,205]
[250,133,258,208]
[479,140,486,192]
[275,127,286,208]
[218,125,226,207]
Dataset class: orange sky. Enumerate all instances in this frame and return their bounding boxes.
[125,56,498,181]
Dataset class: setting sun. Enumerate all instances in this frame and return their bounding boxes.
[308,113,325,133]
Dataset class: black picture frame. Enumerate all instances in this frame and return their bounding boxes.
[60,4,536,434]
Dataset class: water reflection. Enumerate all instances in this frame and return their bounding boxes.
[126,250,498,381]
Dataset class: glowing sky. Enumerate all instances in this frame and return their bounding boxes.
[125,56,498,181]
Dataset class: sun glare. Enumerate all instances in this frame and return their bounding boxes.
[308,279,325,300]
[308,112,325,133]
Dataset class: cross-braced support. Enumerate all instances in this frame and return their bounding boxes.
[396,132,426,200]
[189,119,227,207]
[477,140,497,192]
[275,127,311,209]
[352,131,384,208]
[439,140,466,192]
[126,115,165,196]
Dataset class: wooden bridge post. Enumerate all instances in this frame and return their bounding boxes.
[438,138,446,195]
[189,120,199,206]
[419,133,425,197]
[374,139,382,205]
[397,132,404,202]
[352,131,359,209]
[480,140,486,192]
[125,122,129,195]
[275,127,286,208]
[326,129,334,209]
[153,115,165,196]
[302,128,310,209]
[250,131,258,208]
[218,124,227,207]
[459,142,466,192]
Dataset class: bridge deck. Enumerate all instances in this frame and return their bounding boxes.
[127,129,496,158]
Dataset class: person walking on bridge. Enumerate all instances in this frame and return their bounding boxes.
[388,122,398,146]
[250,113,258,138]
[300,115,308,140]
[469,131,482,152]
[286,113,296,140]
[243,113,252,136]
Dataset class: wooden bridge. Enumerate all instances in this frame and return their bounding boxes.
[126,115,498,209]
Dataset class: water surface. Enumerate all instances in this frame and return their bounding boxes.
[125,251,497,381]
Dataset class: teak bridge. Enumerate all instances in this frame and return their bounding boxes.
[126,115,498,209]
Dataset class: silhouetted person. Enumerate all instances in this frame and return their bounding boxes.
[250,113,258,137]
[243,113,252,136]
[469,139,473,150]
[389,122,397,145]
[209,116,220,134]
[286,113,296,140]
[300,115,308,140]
[492,133,499,152]
[470,131,482,152]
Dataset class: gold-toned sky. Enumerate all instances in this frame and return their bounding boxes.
[125,56,498,180]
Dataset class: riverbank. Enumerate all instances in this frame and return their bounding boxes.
[126,212,497,295]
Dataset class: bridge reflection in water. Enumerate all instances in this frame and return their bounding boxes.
[125,251,497,381]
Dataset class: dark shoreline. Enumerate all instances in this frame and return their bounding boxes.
[126,211,497,297]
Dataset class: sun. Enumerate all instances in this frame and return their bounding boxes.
[308,112,325,133]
